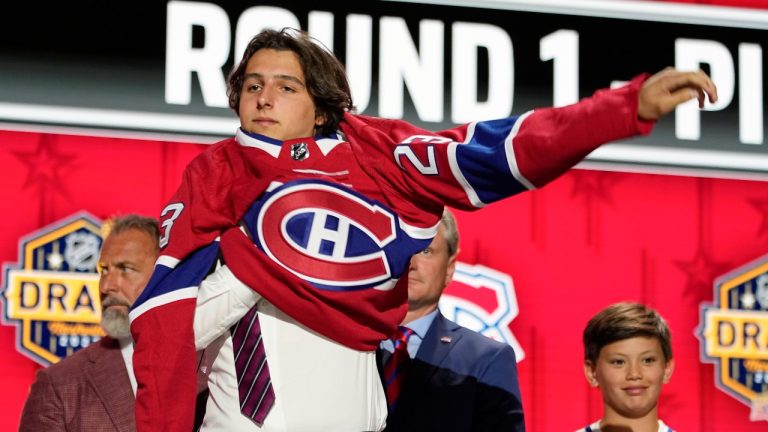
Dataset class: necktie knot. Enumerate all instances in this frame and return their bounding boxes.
[393,326,414,349]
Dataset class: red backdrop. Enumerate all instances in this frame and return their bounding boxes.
[2,1,768,430]
[3,132,767,430]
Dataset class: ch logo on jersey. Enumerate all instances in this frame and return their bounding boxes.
[1,212,105,367]
[697,253,768,421]
[251,180,406,291]
[440,262,524,362]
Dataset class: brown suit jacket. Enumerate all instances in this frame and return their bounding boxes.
[19,337,135,432]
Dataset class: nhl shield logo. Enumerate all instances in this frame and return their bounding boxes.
[698,253,768,421]
[1,212,105,366]
[440,262,524,362]
[290,142,309,161]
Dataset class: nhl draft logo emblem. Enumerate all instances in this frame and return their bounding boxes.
[697,253,768,421]
[1,212,104,366]
[440,262,524,361]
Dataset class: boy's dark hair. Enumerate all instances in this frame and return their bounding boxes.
[227,28,354,136]
[583,302,672,364]
[104,214,160,251]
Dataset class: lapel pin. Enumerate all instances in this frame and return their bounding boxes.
[440,336,452,343]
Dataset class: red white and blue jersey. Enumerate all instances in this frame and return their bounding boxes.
[578,419,674,431]
[129,75,653,431]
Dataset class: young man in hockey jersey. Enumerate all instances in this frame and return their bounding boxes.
[129,28,716,431]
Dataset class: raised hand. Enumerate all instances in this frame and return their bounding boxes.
[638,67,718,121]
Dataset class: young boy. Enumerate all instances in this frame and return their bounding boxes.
[579,302,676,432]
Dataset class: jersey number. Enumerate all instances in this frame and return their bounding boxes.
[158,203,184,248]
[394,145,438,175]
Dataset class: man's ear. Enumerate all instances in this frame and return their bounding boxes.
[584,360,599,388]
[444,253,458,289]
[663,358,675,384]
[315,112,326,127]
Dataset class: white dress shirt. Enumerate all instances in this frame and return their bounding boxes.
[194,265,387,432]
[118,337,137,396]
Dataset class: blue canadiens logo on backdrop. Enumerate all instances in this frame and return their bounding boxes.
[440,262,524,362]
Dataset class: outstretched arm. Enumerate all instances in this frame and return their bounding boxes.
[638,68,718,120]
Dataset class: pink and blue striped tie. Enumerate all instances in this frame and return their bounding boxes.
[231,305,275,424]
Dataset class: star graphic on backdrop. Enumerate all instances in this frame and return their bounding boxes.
[674,248,732,301]
[46,251,64,271]
[569,170,619,207]
[749,196,768,237]
[12,135,76,197]
[741,290,757,309]
[568,170,622,248]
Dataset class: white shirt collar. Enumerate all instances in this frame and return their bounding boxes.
[118,337,137,396]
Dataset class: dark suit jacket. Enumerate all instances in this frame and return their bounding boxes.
[378,313,524,432]
[19,337,135,432]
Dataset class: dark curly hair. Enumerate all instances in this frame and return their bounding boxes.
[227,28,354,136]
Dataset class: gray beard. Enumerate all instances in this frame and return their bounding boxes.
[100,308,131,339]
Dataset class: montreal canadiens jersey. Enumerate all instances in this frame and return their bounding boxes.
[129,75,653,431]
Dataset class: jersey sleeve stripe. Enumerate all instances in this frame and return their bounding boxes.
[129,286,198,322]
[398,218,441,240]
[156,255,180,269]
[131,241,220,316]
[504,110,536,191]
[463,121,478,144]
[448,141,487,208]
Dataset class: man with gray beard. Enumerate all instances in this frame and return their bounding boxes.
[20,215,159,431]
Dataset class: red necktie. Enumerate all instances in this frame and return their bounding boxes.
[383,326,414,412]
[230,305,275,424]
